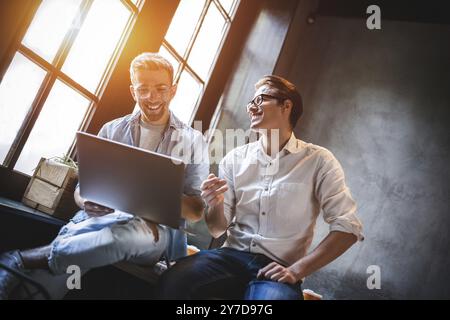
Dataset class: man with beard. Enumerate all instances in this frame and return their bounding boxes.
[0,53,209,299]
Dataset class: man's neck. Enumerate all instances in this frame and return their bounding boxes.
[140,113,170,127]
[261,128,292,157]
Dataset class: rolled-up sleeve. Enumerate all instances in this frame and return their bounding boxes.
[183,131,209,196]
[315,151,364,241]
[218,154,236,225]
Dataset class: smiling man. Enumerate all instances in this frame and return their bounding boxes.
[157,75,364,300]
[0,53,208,299]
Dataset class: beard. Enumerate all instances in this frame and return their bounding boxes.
[140,101,168,123]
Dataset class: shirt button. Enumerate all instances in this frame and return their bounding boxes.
[264,187,268,191]
[252,243,256,247]
[262,212,266,215]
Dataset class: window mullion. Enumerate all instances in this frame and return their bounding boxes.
[4,0,94,169]
[169,0,211,84]
[162,40,185,83]
[212,0,232,22]
[20,43,98,105]
[19,44,58,76]
[121,0,139,15]
[183,63,205,86]
[180,0,211,65]
[58,73,98,103]
[52,0,93,70]
[94,9,136,98]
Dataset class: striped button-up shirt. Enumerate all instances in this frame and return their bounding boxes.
[97,110,209,260]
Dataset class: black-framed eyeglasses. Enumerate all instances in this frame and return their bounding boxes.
[246,94,285,111]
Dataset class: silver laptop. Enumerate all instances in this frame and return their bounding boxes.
[76,131,185,229]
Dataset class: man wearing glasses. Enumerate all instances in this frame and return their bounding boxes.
[0,53,208,299]
[158,75,363,300]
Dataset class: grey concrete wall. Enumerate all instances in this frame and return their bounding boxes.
[275,1,450,299]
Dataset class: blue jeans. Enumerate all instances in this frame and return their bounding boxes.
[157,247,303,300]
[48,210,168,275]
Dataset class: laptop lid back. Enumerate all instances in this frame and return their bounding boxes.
[76,132,184,229]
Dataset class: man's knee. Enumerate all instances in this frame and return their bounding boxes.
[109,225,140,259]
[48,227,117,274]
[157,251,223,299]
[245,280,302,300]
[109,220,165,260]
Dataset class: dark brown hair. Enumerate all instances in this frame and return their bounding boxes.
[255,75,303,128]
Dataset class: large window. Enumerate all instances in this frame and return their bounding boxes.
[0,0,143,175]
[157,0,239,124]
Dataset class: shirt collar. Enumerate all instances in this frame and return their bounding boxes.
[256,131,303,157]
[283,132,303,154]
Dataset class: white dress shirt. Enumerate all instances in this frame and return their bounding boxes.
[219,132,364,266]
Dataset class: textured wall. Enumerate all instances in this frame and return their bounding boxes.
[276,2,450,299]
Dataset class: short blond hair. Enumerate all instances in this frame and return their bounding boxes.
[130,52,174,84]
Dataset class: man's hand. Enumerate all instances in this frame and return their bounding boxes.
[74,187,114,217]
[181,195,205,222]
[201,174,228,207]
[257,262,299,284]
[83,201,114,217]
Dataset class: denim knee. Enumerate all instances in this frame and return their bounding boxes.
[110,218,168,262]
[245,280,303,300]
[48,227,117,274]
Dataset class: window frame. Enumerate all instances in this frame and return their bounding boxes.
[0,0,246,202]
[1,0,143,172]
[160,0,239,125]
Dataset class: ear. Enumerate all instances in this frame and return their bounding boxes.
[283,99,293,112]
[169,84,178,100]
[130,85,137,101]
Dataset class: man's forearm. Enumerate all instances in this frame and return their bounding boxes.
[181,195,205,222]
[289,231,357,280]
[205,203,229,238]
[74,187,84,209]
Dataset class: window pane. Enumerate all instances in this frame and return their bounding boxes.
[130,0,144,11]
[165,0,206,57]
[22,0,82,63]
[158,45,180,81]
[62,0,131,93]
[0,53,47,164]
[15,81,90,175]
[219,0,237,15]
[170,71,202,124]
[188,4,226,79]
